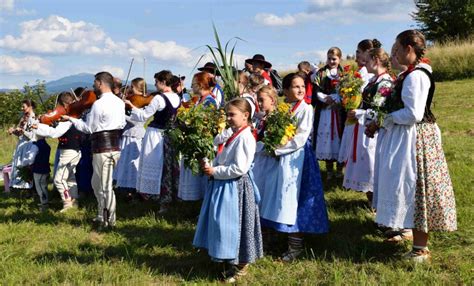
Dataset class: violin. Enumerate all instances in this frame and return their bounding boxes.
[39,90,97,125]
[125,90,158,109]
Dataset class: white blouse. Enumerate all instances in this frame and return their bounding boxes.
[275,101,313,156]
[130,92,180,123]
[212,127,256,180]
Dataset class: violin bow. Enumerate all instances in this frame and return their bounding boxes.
[70,88,79,101]
[122,58,134,99]
[143,57,146,96]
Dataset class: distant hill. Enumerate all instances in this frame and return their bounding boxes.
[1,73,156,95]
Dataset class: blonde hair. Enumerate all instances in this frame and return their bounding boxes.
[131,77,146,95]
[257,85,278,107]
[327,47,342,59]
[368,48,392,73]
[225,97,252,125]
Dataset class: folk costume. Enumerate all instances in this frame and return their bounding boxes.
[374,64,457,232]
[70,91,125,227]
[193,126,263,265]
[342,73,393,192]
[259,100,329,234]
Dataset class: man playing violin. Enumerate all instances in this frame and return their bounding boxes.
[63,71,126,230]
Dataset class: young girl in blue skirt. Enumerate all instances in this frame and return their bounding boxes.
[193,97,263,282]
[259,73,329,261]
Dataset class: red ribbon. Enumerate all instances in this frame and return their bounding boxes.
[352,123,359,162]
[330,109,341,141]
[291,100,303,114]
[217,126,250,155]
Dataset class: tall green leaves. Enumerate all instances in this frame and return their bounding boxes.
[204,24,242,101]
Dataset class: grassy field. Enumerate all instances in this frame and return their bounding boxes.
[0,79,473,284]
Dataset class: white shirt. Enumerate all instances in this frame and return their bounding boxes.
[70,92,126,134]
[275,101,313,156]
[130,92,180,122]
[212,127,256,180]
[35,122,72,138]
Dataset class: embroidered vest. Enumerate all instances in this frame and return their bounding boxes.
[148,94,180,129]
[58,125,84,150]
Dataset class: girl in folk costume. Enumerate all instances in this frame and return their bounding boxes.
[338,39,377,164]
[8,99,37,190]
[113,78,146,197]
[177,72,216,201]
[126,70,181,210]
[193,98,263,283]
[343,48,393,201]
[373,30,457,262]
[260,73,329,261]
[312,47,345,179]
[252,86,278,197]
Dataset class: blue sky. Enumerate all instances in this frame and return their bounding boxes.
[0,0,418,89]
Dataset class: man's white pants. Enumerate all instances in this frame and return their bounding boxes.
[92,151,120,226]
[54,149,81,202]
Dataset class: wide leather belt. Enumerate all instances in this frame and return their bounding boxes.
[90,129,121,154]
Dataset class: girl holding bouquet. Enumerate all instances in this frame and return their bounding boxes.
[260,73,329,261]
[193,98,263,283]
[374,30,457,262]
[312,47,344,179]
[338,39,378,164]
[343,48,393,201]
[177,72,217,201]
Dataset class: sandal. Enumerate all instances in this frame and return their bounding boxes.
[403,248,431,263]
[384,230,413,243]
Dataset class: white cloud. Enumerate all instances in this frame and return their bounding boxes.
[127,38,192,63]
[0,55,51,76]
[100,65,125,78]
[0,15,119,55]
[254,13,297,26]
[294,50,327,62]
[0,15,195,66]
[0,0,14,11]
[256,0,414,26]
[15,8,36,16]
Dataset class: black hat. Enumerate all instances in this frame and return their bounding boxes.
[245,54,272,69]
[197,62,220,75]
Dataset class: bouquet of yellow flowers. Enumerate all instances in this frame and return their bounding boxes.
[338,65,364,124]
[262,102,297,156]
[166,104,224,175]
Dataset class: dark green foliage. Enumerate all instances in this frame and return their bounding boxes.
[412,0,474,42]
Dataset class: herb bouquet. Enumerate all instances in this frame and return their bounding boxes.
[338,65,364,124]
[262,102,297,156]
[166,104,223,175]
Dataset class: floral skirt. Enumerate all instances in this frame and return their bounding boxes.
[414,122,457,232]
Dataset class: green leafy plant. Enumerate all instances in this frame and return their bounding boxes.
[203,24,242,101]
[166,104,223,175]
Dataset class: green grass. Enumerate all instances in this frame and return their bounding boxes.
[426,39,474,82]
[0,79,473,284]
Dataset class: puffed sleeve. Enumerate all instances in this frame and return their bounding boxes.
[390,70,430,125]
[130,95,166,122]
[212,134,256,179]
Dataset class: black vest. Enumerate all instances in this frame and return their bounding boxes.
[148,94,180,129]
[58,125,84,150]
[387,67,436,123]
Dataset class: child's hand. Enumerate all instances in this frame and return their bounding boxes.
[202,166,214,176]
[347,109,356,120]
[31,124,38,129]
[61,115,71,121]
[365,121,379,138]
[325,97,335,105]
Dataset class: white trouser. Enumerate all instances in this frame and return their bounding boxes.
[54,149,81,202]
[33,173,48,205]
[92,151,120,226]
